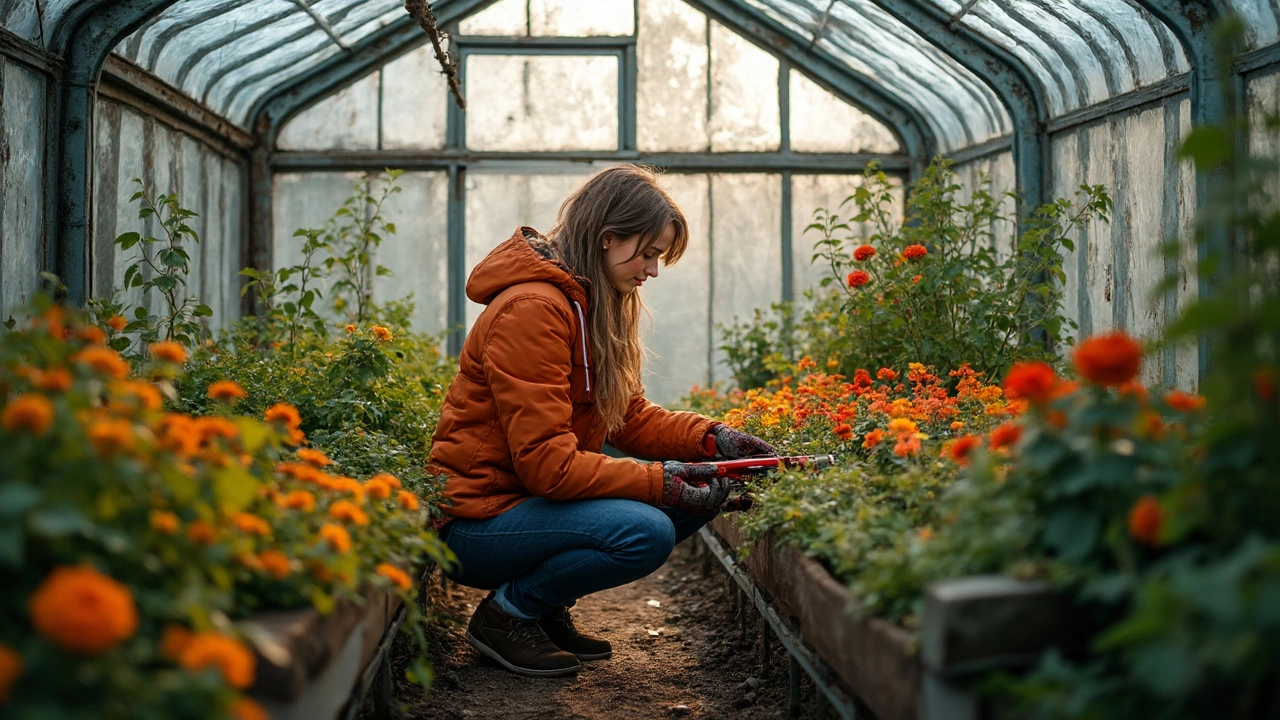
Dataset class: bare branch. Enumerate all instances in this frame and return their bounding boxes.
[404,0,466,110]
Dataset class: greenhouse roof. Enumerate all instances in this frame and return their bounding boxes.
[6,0,1265,153]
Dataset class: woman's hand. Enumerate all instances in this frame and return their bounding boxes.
[661,461,732,514]
[709,425,777,459]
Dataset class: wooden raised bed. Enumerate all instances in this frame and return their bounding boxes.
[708,516,1064,720]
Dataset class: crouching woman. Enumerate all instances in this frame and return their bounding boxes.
[427,165,774,678]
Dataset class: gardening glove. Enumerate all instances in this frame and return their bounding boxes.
[660,461,732,514]
[706,424,777,459]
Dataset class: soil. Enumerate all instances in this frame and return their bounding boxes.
[371,539,829,719]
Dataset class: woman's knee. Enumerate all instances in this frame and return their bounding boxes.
[606,501,676,569]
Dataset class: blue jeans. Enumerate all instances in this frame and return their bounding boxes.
[440,498,714,619]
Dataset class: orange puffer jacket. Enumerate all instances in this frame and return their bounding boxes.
[429,228,718,520]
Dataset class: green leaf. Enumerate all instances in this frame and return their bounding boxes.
[115,232,141,250]
[194,304,213,317]
[135,306,149,319]
[0,484,42,518]
[28,506,93,538]
[1042,506,1099,561]
[212,465,259,513]
[234,418,274,455]
[0,526,23,567]
[162,466,200,505]
[1178,126,1232,172]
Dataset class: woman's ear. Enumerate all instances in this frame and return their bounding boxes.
[601,232,615,250]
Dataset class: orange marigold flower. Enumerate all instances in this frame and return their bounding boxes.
[297,448,333,467]
[371,472,402,490]
[861,428,884,449]
[208,380,248,403]
[230,697,270,720]
[87,417,136,457]
[176,632,255,689]
[149,341,187,364]
[232,513,270,536]
[280,490,316,511]
[151,510,180,534]
[194,417,238,445]
[371,325,393,342]
[902,244,928,261]
[319,523,352,553]
[77,325,107,345]
[1164,390,1205,412]
[258,550,292,580]
[832,423,854,441]
[155,413,201,457]
[0,643,22,703]
[397,490,420,511]
[34,367,74,393]
[107,315,128,332]
[332,476,366,501]
[264,402,302,429]
[887,417,918,435]
[846,270,870,288]
[911,274,922,284]
[29,565,138,654]
[186,519,217,545]
[1003,362,1058,404]
[365,477,393,500]
[71,346,129,379]
[826,358,840,370]
[1118,380,1148,400]
[989,422,1023,450]
[1127,495,1162,546]
[893,434,921,457]
[2,394,54,436]
[853,244,876,261]
[876,367,899,381]
[946,435,982,466]
[344,324,356,334]
[949,421,964,431]
[329,500,369,526]
[160,624,193,659]
[113,380,164,412]
[376,563,413,591]
[1072,332,1143,387]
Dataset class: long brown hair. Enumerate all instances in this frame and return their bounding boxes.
[550,165,690,434]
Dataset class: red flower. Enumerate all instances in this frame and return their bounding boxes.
[946,435,981,466]
[989,422,1023,450]
[1072,332,1143,387]
[833,423,854,441]
[846,271,870,288]
[902,244,928,261]
[1127,495,1162,546]
[1164,390,1205,412]
[853,245,876,262]
[876,367,898,382]
[1003,362,1058,404]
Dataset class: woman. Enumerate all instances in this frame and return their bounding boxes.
[428,165,776,678]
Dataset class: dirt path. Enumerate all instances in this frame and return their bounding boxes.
[380,541,825,719]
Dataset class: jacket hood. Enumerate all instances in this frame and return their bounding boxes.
[466,227,589,308]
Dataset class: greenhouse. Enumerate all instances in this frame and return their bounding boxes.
[1,0,1277,718]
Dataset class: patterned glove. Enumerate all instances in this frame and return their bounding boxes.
[709,424,777,459]
[660,461,732,514]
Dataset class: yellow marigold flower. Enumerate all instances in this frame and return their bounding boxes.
[887,417,917,435]
[297,448,333,467]
[371,325,393,342]
[365,477,393,500]
[160,624,192,659]
[329,500,369,526]
[319,523,352,553]
[2,394,54,436]
[151,510,180,534]
[264,402,302,429]
[71,346,130,379]
[230,697,270,720]
[87,417,136,457]
[397,490,420,511]
[232,512,270,536]
[258,550,292,580]
[34,367,73,393]
[177,632,255,689]
[186,519,217,545]
[208,380,248,403]
[371,472,402,490]
[107,315,128,332]
[149,340,187,364]
[29,565,138,654]
[0,643,22,703]
[376,563,413,591]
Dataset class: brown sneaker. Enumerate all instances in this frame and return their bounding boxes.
[538,605,613,661]
[467,594,580,677]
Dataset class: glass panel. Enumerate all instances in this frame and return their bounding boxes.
[278,71,381,150]
[637,0,710,152]
[642,173,711,405]
[710,173,782,383]
[382,47,449,151]
[463,171,597,328]
[709,21,780,152]
[789,70,898,154]
[791,174,903,299]
[373,172,451,334]
[1223,0,1280,48]
[459,0,527,36]
[530,0,635,36]
[465,54,619,151]
[272,172,367,323]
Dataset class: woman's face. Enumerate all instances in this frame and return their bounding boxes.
[602,223,675,295]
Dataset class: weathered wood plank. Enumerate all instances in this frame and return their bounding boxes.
[1052,131,1083,346]
[1,60,45,316]
[1123,106,1167,386]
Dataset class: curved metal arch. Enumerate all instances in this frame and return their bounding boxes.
[46,0,181,305]
[863,0,1050,214]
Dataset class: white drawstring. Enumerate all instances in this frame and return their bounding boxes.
[572,301,591,394]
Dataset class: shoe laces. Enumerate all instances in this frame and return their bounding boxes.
[549,606,577,633]
[506,617,551,646]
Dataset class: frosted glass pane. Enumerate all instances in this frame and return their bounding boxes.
[278,71,380,151]
[642,173,711,404]
[463,172,596,329]
[460,0,527,36]
[531,0,635,36]
[466,55,619,151]
[1226,0,1280,47]
[637,0,710,152]
[709,22,780,152]
[373,172,450,334]
[711,173,782,384]
[382,47,449,150]
[789,70,898,154]
[791,174,904,299]
[272,173,365,323]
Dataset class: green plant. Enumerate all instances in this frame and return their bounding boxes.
[325,170,403,325]
[238,226,330,356]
